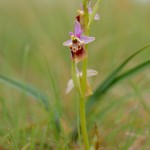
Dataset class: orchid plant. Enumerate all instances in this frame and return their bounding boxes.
[63,0,102,149]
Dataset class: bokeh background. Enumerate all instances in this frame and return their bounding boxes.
[0,0,150,149]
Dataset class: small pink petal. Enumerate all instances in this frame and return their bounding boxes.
[63,39,72,46]
[80,36,95,44]
[88,7,92,14]
[94,13,100,20]
[87,1,100,21]
[74,20,82,37]
[69,32,74,36]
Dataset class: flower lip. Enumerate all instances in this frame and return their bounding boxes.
[70,43,87,62]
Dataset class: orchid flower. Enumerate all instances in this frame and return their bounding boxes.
[76,1,100,24]
[63,21,95,62]
[66,69,98,96]
[88,1,100,20]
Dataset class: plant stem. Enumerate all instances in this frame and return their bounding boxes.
[81,56,88,94]
[77,93,82,147]
[71,60,89,149]
[78,0,90,149]
[71,61,84,98]
[80,96,90,150]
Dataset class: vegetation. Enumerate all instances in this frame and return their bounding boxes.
[0,0,149,149]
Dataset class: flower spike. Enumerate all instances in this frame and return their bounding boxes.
[63,1,102,148]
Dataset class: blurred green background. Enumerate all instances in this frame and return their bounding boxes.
[0,0,150,149]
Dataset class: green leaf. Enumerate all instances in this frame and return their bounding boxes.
[0,74,49,110]
[110,60,150,87]
[86,45,150,113]
[44,56,62,133]
[71,45,150,141]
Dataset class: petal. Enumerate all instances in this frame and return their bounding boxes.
[80,36,95,44]
[88,1,92,14]
[88,7,92,14]
[80,69,98,77]
[63,39,72,46]
[94,13,100,20]
[74,20,82,37]
[87,69,98,77]
[65,79,74,94]
[69,32,74,36]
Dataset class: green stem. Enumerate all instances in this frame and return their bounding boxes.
[82,0,89,34]
[80,1,90,149]
[80,96,90,150]
[81,55,88,94]
[71,61,84,98]
[71,60,89,149]
[77,93,82,147]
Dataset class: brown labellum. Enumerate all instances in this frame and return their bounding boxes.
[69,39,87,62]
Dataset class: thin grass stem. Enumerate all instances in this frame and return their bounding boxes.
[8,129,18,150]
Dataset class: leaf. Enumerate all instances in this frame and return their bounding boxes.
[0,74,49,110]
[110,60,150,87]
[44,56,62,133]
[86,45,150,112]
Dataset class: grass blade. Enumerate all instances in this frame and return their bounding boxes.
[8,128,18,150]
[0,74,49,110]
[86,45,150,112]
[72,46,150,141]
[45,59,61,135]
[87,60,150,112]
[111,60,150,87]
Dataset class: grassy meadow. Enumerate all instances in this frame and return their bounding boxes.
[0,0,150,149]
